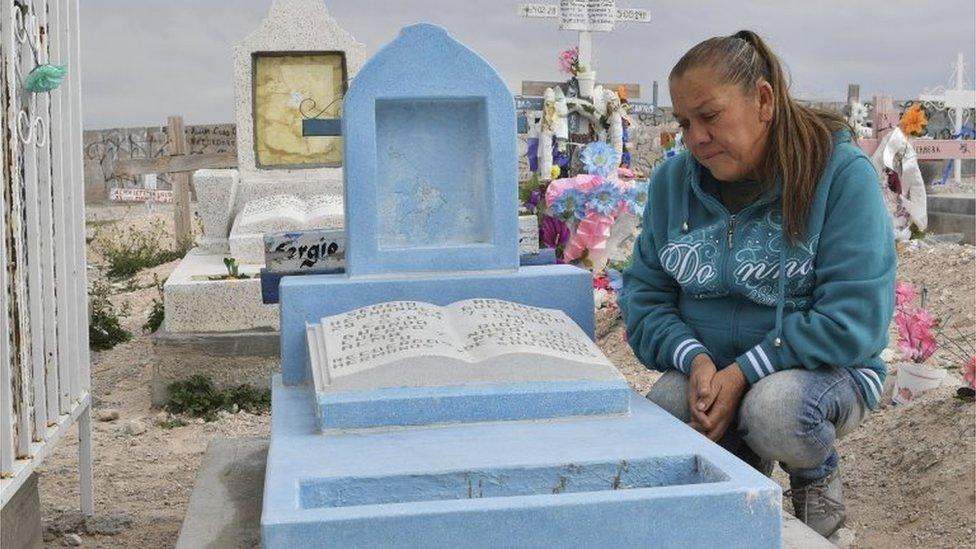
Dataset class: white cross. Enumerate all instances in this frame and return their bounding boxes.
[919,53,976,183]
[519,1,651,78]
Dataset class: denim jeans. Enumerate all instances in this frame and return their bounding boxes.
[647,367,868,480]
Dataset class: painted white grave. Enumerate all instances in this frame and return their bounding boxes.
[919,53,976,184]
[168,0,365,333]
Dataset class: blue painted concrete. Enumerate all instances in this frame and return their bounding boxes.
[260,250,556,305]
[342,23,517,276]
[278,264,594,385]
[316,380,631,431]
[262,376,782,548]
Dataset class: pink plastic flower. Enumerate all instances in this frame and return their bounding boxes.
[896,308,938,363]
[963,357,976,389]
[563,213,613,268]
[558,47,579,75]
[895,281,915,307]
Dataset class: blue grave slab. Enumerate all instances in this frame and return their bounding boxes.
[342,23,517,276]
[278,264,594,386]
[262,376,782,548]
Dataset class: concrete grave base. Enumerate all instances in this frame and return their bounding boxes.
[261,376,784,548]
[180,437,834,549]
[151,328,278,407]
[926,193,975,244]
[164,248,278,333]
[1,473,43,549]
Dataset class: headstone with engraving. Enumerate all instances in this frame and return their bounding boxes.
[262,23,780,549]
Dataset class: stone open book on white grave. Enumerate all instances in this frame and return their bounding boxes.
[305,298,622,394]
[229,193,343,263]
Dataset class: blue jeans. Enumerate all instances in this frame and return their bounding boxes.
[647,367,868,480]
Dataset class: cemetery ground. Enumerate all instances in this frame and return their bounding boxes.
[30,201,975,548]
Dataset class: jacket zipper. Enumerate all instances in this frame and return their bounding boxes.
[727,214,737,248]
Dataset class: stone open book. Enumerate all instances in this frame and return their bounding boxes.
[305,298,620,394]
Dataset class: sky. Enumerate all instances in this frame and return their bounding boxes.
[80,0,976,129]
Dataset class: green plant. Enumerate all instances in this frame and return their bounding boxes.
[221,257,250,280]
[95,220,185,280]
[165,375,270,421]
[88,279,131,351]
[142,275,166,334]
[159,417,188,429]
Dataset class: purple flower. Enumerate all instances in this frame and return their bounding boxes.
[540,215,570,250]
[523,188,542,213]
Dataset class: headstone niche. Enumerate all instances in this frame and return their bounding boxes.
[262,24,781,549]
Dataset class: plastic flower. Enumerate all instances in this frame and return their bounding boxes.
[895,281,916,307]
[558,47,579,75]
[550,188,587,220]
[586,181,623,217]
[895,308,938,363]
[540,215,570,250]
[624,180,649,216]
[581,141,621,177]
[606,268,623,291]
[550,165,562,179]
[563,213,613,270]
[24,64,67,93]
[899,103,927,137]
[593,274,611,291]
[963,357,976,390]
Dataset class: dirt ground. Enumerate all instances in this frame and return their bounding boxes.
[34,202,975,548]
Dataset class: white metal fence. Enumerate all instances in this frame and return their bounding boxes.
[1,0,92,514]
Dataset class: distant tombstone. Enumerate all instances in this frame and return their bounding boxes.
[342,24,517,276]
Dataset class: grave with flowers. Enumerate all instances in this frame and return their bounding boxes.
[260,21,781,548]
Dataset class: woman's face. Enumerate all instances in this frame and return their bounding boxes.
[670,66,773,182]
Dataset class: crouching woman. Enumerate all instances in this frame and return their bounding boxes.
[619,30,896,537]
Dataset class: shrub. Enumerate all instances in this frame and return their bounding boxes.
[165,375,270,421]
[95,220,186,280]
[88,279,131,351]
[142,275,166,334]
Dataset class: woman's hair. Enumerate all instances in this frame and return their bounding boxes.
[670,30,851,241]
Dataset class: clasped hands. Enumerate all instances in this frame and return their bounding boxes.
[687,354,748,442]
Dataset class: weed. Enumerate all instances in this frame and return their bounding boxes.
[142,275,166,334]
[88,279,131,351]
[94,219,186,280]
[158,417,188,429]
[165,375,270,422]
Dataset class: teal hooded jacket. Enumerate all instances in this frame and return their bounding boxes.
[619,131,896,409]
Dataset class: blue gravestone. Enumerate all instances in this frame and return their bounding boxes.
[263,23,781,548]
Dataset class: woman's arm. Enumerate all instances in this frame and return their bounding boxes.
[620,170,710,375]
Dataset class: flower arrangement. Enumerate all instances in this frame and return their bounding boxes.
[542,141,648,272]
[557,46,582,77]
[894,281,937,363]
[899,103,928,137]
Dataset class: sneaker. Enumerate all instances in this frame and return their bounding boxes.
[785,468,846,537]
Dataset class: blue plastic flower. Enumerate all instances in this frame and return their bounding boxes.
[606,268,623,291]
[580,141,621,177]
[625,179,649,215]
[586,181,623,217]
[551,188,587,220]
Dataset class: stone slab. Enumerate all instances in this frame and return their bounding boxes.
[927,211,975,244]
[164,249,278,333]
[1,473,42,549]
[927,193,976,216]
[193,169,239,253]
[175,438,266,549]
[261,376,783,548]
[259,249,557,304]
[315,379,630,432]
[151,328,278,406]
[342,24,517,276]
[179,437,832,549]
[278,264,594,385]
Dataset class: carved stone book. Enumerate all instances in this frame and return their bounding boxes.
[306,299,619,393]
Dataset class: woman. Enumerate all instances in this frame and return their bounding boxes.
[619,30,895,538]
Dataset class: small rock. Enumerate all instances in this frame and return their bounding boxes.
[95,408,119,422]
[63,532,82,546]
[122,419,147,436]
[194,417,206,425]
[153,411,169,425]
[217,410,232,420]
[230,403,240,414]
[830,527,855,548]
